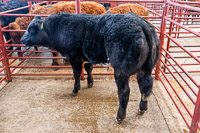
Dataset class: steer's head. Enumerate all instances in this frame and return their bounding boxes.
[21,16,48,47]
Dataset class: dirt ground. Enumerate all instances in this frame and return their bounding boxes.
[0,77,185,133]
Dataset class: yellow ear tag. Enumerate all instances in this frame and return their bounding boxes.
[41,23,43,30]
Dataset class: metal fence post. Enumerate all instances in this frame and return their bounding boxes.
[155,0,168,80]
[177,7,183,38]
[0,22,12,82]
[28,1,32,12]
[75,0,81,14]
[190,86,200,133]
[111,2,117,8]
[163,5,176,73]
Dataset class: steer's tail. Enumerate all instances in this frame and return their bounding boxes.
[142,24,160,69]
[151,28,160,67]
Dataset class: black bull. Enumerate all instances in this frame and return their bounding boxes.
[21,13,160,122]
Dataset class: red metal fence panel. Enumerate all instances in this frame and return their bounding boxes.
[0,0,200,132]
[155,0,200,132]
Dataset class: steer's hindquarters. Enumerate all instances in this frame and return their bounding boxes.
[106,25,150,122]
[136,27,160,114]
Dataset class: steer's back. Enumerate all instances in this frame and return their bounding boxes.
[46,13,159,70]
[79,13,159,72]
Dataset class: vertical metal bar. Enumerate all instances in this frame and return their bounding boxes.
[171,6,176,38]
[190,86,200,133]
[145,0,147,8]
[185,9,189,25]
[166,5,176,50]
[174,7,180,38]
[163,5,176,73]
[0,22,12,82]
[177,8,183,38]
[28,1,32,12]
[111,2,117,8]
[75,0,81,14]
[155,0,168,80]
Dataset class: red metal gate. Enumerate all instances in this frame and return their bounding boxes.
[155,0,200,132]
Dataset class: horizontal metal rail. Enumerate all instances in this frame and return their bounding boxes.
[12,0,164,3]
[158,72,191,128]
[167,1,200,12]
[0,6,30,15]
[161,50,198,97]
[11,73,114,76]
[165,34,200,64]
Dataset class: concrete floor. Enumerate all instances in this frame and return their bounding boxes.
[0,77,184,133]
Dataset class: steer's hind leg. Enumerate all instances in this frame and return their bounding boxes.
[84,63,93,88]
[115,72,130,123]
[70,59,82,96]
[137,70,153,114]
[51,50,60,71]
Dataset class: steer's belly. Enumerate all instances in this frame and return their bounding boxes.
[82,42,108,65]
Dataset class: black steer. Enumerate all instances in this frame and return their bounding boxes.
[21,13,160,122]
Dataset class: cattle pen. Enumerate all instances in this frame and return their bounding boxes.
[0,0,200,133]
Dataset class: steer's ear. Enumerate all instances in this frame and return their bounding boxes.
[33,16,45,30]
[34,16,42,20]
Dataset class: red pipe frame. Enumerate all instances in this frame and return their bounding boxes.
[155,0,168,79]
[0,22,12,82]
[154,0,200,132]
[0,0,200,132]
[190,86,200,133]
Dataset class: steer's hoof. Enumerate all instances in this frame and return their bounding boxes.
[138,109,146,115]
[71,92,78,97]
[71,89,79,97]
[139,101,147,115]
[88,82,93,88]
[117,110,126,124]
[117,118,124,124]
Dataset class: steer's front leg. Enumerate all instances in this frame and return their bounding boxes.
[70,59,83,96]
[84,63,93,88]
